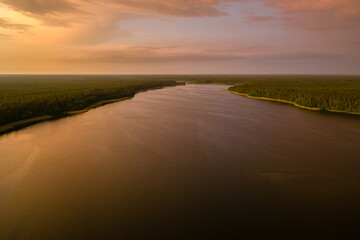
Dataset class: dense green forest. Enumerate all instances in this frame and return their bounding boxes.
[181,74,360,114]
[1,75,359,132]
[0,75,177,127]
[223,76,360,113]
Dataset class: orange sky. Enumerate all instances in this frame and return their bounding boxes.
[0,0,359,74]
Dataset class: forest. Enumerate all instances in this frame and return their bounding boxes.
[225,76,360,114]
[1,75,359,132]
[0,75,177,127]
[181,74,360,114]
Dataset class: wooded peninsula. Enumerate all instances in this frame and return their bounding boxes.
[186,75,360,115]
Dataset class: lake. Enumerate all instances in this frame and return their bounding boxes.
[1,84,360,239]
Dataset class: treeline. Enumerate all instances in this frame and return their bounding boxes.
[183,74,360,113]
[0,75,177,126]
[227,76,360,113]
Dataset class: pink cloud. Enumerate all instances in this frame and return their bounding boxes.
[102,0,233,17]
[266,0,360,18]
[245,0,360,29]
[105,0,360,20]
[57,45,344,65]
[268,0,357,12]
[1,0,359,30]
[58,45,256,63]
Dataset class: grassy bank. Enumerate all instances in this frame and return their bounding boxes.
[0,75,178,134]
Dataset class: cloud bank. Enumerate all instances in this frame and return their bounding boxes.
[0,0,359,29]
[0,0,359,74]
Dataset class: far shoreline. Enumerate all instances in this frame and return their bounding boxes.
[223,90,360,116]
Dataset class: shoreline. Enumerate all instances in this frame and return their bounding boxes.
[223,90,360,116]
[0,97,133,135]
[0,85,176,136]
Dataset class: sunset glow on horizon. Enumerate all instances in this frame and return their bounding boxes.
[0,0,359,74]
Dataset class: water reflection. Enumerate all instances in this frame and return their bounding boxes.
[1,85,360,239]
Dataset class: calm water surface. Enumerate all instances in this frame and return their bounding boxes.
[1,84,360,239]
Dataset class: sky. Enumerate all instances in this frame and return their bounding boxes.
[0,0,359,74]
